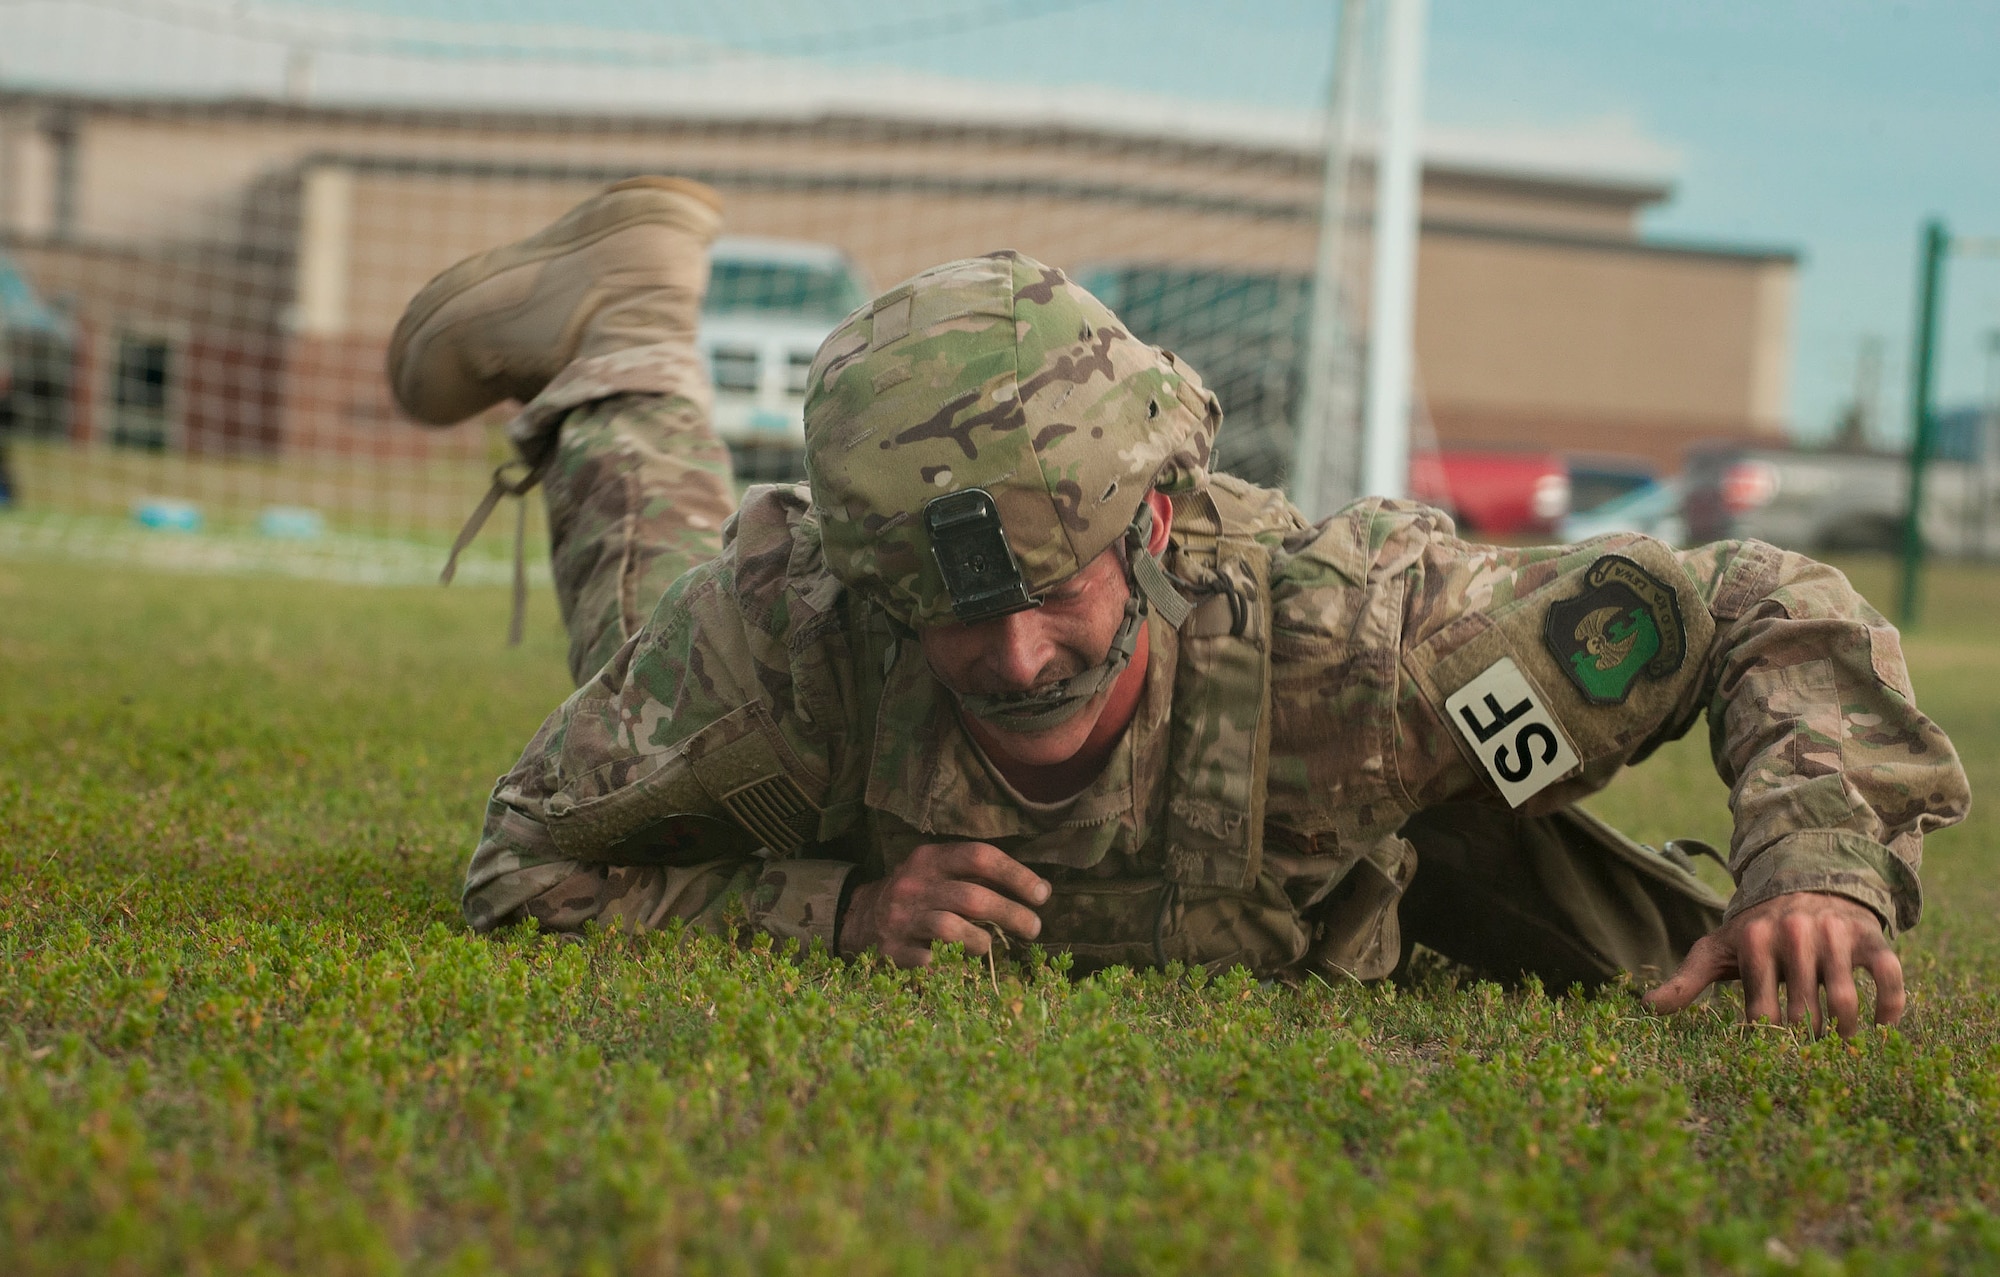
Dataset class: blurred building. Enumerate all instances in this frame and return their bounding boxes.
[0,85,1796,474]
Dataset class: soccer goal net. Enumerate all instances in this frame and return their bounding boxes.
[0,0,1374,586]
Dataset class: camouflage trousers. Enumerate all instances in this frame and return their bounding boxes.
[538,392,1725,987]
[1395,803,1723,988]
[541,392,737,686]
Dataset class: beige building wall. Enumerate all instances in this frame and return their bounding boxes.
[2,98,1658,248]
[332,169,1326,340]
[0,92,1795,473]
[0,109,61,239]
[1415,227,1793,464]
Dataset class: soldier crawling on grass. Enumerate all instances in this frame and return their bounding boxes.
[389,178,1968,1037]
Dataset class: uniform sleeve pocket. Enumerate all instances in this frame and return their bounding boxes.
[547,703,823,861]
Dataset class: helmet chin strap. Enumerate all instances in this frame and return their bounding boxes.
[952,502,1191,735]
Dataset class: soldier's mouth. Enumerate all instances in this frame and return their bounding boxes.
[951,589,1145,734]
[961,674,1083,702]
[956,675,1109,733]
[992,695,1099,727]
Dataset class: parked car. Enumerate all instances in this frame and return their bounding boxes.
[1565,455,1657,519]
[1684,419,2000,556]
[1409,448,1571,539]
[1560,476,1687,545]
[0,250,75,443]
[698,237,871,481]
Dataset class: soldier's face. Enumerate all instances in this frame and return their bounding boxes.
[918,544,1135,765]
[917,490,1174,770]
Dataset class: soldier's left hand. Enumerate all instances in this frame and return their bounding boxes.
[1642,890,1904,1037]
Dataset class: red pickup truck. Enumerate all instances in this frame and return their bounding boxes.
[1409,449,1572,539]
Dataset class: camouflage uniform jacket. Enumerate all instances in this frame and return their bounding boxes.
[462,474,1967,977]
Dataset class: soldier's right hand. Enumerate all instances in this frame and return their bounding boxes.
[837,841,1050,968]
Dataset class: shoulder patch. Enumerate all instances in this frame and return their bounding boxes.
[1445,657,1581,807]
[1543,554,1687,705]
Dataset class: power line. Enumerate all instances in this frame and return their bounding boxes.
[0,0,1113,65]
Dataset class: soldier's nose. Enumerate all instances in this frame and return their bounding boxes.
[985,608,1060,690]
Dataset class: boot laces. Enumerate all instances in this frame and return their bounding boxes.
[439,455,551,646]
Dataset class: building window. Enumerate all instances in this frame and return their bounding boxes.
[110,334,172,451]
[710,345,760,394]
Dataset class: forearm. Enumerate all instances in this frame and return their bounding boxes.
[1689,541,1967,933]
[1378,516,1964,934]
[462,791,856,945]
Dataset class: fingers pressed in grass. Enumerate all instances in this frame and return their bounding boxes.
[1739,918,1783,1025]
[1779,915,1821,1032]
[1644,933,1732,1015]
[1865,943,1908,1026]
[1821,928,1860,1038]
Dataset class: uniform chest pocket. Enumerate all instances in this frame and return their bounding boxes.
[1035,878,1172,975]
[1157,879,1311,977]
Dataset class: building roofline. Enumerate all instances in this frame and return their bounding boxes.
[287,151,1783,261]
[290,149,1312,217]
[1423,218,1800,266]
[0,85,1677,206]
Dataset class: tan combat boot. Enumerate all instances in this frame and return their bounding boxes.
[386,175,723,427]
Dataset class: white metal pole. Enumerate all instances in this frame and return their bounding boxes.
[1360,0,1427,500]
[1290,0,1370,519]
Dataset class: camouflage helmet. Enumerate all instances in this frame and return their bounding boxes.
[803,252,1221,628]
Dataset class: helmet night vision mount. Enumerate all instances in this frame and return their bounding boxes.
[923,488,1038,625]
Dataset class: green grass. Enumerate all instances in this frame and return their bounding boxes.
[2,552,1997,1275]
[3,432,554,589]
[9,434,528,540]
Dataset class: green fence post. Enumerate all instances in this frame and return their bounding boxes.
[1897,219,1950,628]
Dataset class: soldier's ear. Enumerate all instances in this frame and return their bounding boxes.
[1144,489,1173,555]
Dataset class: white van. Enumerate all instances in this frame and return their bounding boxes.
[697,237,870,480]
